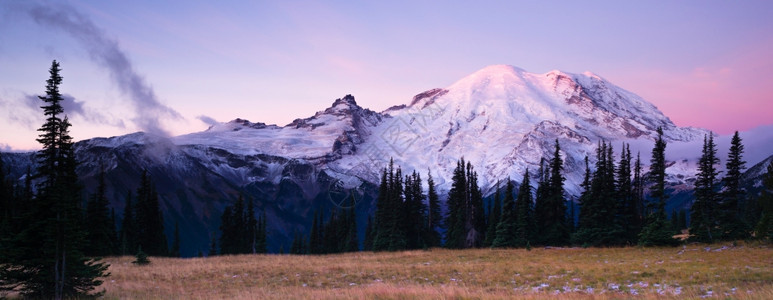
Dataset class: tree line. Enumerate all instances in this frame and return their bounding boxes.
[211,195,267,256]
[334,128,772,253]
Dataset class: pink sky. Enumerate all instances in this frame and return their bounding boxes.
[612,38,773,134]
[1,1,772,150]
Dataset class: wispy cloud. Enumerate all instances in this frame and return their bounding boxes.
[21,2,181,136]
[0,95,42,129]
[196,115,219,127]
[1,92,126,130]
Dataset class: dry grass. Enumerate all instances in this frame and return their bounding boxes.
[99,242,773,299]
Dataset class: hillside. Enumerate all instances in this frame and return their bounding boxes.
[2,65,771,255]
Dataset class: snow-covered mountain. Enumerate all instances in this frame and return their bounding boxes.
[328,65,707,195]
[4,65,750,255]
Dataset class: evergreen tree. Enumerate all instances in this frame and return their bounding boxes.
[444,159,486,248]
[372,167,391,251]
[245,197,258,254]
[483,180,502,247]
[492,179,516,248]
[363,216,374,251]
[256,212,267,254]
[639,128,679,246]
[536,139,569,246]
[290,232,302,254]
[135,171,167,256]
[534,158,549,244]
[513,170,535,247]
[425,170,442,248]
[617,144,639,244]
[468,164,487,248]
[344,194,359,252]
[230,196,245,254]
[445,159,468,249]
[132,246,150,265]
[322,209,340,253]
[109,208,119,255]
[309,210,323,254]
[372,159,406,251]
[0,152,9,235]
[403,171,426,249]
[574,142,623,246]
[219,205,235,255]
[84,168,117,257]
[755,162,773,240]
[574,155,593,245]
[0,61,108,299]
[690,134,720,243]
[718,131,750,240]
[218,195,264,255]
[633,152,645,226]
[120,190,137,255]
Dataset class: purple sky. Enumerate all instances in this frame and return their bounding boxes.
[1,0,772,151]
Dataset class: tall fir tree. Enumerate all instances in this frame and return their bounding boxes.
[84,168,118,257]
[513,170,535,247]
[574,155,593,245]
[444,159,486,248]
[218,195,264,255]
[245,197,258,254]
[256,211,267,254]
[718,131,750,240]
[425,169,442,248]
[363,216,374,251]
[690,134,720,243]
[372,159,407,251]
[492,179,516,248]
[372,166,391,251]
[135,171,168,256]
[574,142,623,246]
[633,152,645,230]
[219,205,235,255]
[533,158,549,244]
[120,190,137,255]
[468,163,487,248]
[639,128,679,246]
[309,210,323,254]
[344,195,359,252]
[387,165,406,251]
[617,144,639,244]
[403,171,426,249]
[483,180,502,247]
[445,159,467,249]
[0,152,9,239]
[754,162,773,240]
[536,139,569,246]
[0,61,108,299]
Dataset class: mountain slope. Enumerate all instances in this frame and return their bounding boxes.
[4,65,751,255]
[330,65,706,195]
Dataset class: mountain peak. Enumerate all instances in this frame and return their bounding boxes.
[331,94,357,107]
[473,64,526,75]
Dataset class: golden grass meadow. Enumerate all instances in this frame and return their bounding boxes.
[95,242,773,299]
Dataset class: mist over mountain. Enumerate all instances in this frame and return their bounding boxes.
[2,65,771,256]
